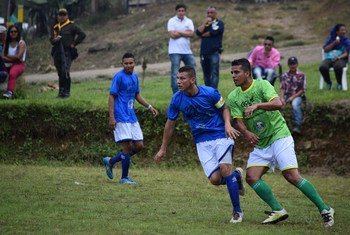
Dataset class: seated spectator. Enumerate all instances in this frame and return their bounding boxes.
[0,26,8,83]
[1,25,26,99]
[319,23,350,90]
[280,57,306,135]
[248,36,280,85]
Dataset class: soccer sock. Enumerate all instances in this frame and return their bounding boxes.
[296,178,329,213]
[251,179,283,211]
[121,153,131,179]
[109,151,123,166]
[224,172,242,213]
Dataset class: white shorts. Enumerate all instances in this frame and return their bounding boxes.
[247,136,298,172]
[196,138,234,178]
[113,122,143,143]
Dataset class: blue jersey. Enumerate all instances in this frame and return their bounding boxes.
[110,69,140,123]
[167,85,226,143]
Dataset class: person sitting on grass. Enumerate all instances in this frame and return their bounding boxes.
[154,65,245,223]
[102,52,159,185]
[1,25,26,99]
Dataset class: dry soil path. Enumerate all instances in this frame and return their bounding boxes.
[25,44,322,83]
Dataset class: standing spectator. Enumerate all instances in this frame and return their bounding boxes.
[50,8,86,98]
[1,25,26,99]
[319,24,350,90]
[167,3,196,94]
[248,36,280,85]
[228,58,334,227]
[103,53,159,185]
[154,66,244,223]
[280,57,306,135]
[0,25,8,84]
[196,6,224,89]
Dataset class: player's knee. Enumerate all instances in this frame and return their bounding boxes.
[219,164,232,177]
[282,169,302,185]
[209,173,221,185]
[245,172,259,185]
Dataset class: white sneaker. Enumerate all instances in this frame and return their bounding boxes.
[230,211,243,223]
[262,209,288,224]
[235,167,245,196]
[321,207,335,228]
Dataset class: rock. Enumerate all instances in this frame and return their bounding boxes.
[88,41,113,54]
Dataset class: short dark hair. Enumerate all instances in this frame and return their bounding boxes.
[122,52,135,61]
[175,4,186,11]
[265,36,274,43]
[178,65,196,78]
[231,58,251,75]
[335,23,346,32]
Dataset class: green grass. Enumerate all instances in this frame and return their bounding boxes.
[14,62,350,111]
[0,164,348,234]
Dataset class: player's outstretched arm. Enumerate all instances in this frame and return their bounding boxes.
[234,118,259,145]
[222,106,240,140]
[135,93,159,117]
[154,119,176,163]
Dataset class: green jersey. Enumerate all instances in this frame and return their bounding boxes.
[228,79,291,149]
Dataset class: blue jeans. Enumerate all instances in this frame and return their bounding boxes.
[169,54,196,93]
[285,95,302,128]
[200,52,220,89]
[252,66,276,84]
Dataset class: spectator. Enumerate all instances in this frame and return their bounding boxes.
[50,8,86,98]
[319,23,350,90]
[248,36,280,85]
[280,57,306,135]
[167,3,196,94]
[0,25,8,84]
[1,25,26,99]
[196,6,224,89]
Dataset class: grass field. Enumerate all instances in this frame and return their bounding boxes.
[0,164,349,234]
[16,62,350,111]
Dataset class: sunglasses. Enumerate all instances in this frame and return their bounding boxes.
[10,30,18,33]
[264,43,272,46]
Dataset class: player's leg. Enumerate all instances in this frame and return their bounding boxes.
[197,139,242,223]
[246,147,288,224]
[278,137,334,227]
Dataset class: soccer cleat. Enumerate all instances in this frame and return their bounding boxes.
[321,207,335,228]
[235,167,245,196]
[102,156,113,179]
[119,176,137,185]
[230,211,243,223]
[3,91,13,99]
[292,126,301,135]
[327,83,333,90]
[336,84,342,91]
[262,209,288,224]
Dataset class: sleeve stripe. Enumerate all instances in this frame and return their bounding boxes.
[268,95,279,102]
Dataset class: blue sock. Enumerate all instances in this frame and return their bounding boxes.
[109,152,124,166]
[121,153,131,179]
[225,172,242,213]
[232,170,241,180]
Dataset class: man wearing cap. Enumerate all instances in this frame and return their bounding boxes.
[280,57,306,134]
[50,8,86,98]
[0,25,9,85]
[248,36,280,85]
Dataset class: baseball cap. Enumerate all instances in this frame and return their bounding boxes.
[0,25,7,33]
[58,8,68,15]
[288,56,298,65]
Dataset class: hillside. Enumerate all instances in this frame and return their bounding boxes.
[25,0,349,74]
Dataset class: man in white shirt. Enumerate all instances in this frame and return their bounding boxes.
[168,3,196,93]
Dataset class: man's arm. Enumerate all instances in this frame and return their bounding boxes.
[234,118,259,145]
[135,93,159,117]
[154,119,176,162]
[222,106,240,139]
[73,25,86,47]
[108,94,116,129]
[244,97,283,117]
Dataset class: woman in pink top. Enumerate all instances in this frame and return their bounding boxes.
[2,25,26,99]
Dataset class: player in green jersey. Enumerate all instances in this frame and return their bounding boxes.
[228,58,334,228]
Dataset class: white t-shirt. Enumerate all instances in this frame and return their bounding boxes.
[167,16,194,54]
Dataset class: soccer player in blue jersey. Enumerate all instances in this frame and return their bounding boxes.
[103,52,159,184]
[154,65,244,223]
